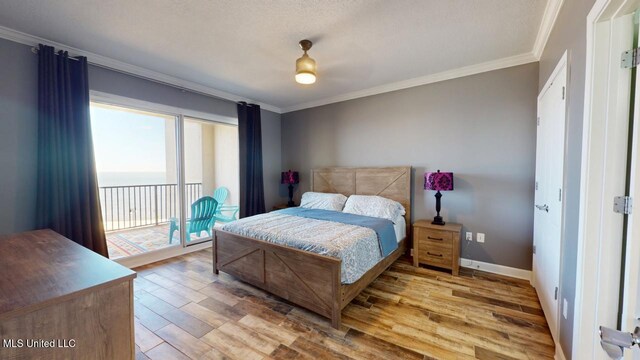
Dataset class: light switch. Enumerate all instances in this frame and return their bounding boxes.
[477,233,485,243]
[466,232,473,241]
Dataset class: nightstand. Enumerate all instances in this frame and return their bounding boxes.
[273,204,297,211]
[412,220,462,275]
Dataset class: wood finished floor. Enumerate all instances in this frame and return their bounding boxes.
[132,249,554,360]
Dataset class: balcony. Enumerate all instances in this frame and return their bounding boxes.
[90,103,240,260]
[100,183,214,259]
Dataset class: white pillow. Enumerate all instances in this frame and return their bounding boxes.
[299,192,348,211]
[343,195,405,223]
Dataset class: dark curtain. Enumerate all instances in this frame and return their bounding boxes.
[36,44,108,257]
[237,102,265,218]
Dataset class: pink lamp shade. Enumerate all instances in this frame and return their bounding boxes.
[281,170,300,185]
[424,170,454,191]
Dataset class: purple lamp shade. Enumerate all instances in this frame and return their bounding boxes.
[424,170,453,226]
[424,171,454,191]
[281,170,300,185]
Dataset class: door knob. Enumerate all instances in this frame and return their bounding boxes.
[535,204,549,212]
[600,326,640,359]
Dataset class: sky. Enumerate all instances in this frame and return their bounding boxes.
[90,104,169,173]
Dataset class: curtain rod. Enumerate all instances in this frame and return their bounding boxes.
[31,46,81,61]
[29,45,216,95]
[28,45,234,104]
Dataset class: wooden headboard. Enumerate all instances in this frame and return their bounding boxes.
[310,166,412,237]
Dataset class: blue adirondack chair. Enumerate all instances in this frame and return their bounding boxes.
[213,187,240,223]
[168,196,218,243]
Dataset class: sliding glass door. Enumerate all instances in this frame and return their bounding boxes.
[90,100,240,260]
[183,117,240,245]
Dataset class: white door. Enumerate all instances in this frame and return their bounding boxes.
[574,2,639,358]
[617,75,640,359]
[602,14,640,358]
[533,56,567,343]
[597,11,640,360]
[601,48,640,360]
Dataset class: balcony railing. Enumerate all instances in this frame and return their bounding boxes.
[99,183,202,232]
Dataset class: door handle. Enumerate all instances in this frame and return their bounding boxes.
[600,326,640,359]
[535,204,549,212]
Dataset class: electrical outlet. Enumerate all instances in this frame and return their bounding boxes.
[563,298,568,319]
[466,232,473,241]
[477,233,485,243]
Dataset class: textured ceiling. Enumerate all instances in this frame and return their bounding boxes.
[0,0,547,110]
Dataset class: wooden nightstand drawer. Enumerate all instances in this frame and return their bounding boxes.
[412,221,462,275]
[418,228,453,248]
[419,238,453,254]
[418,245,452,268]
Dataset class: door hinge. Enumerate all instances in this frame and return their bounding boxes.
[562,86,565,100]
[410,248,414,256]
[533,245,536,255]
[535,181,539,190]
[622,48,640,68]
[554,286,559,300]
[559,188,562,202]
[537,117,540,126]
[614,196,633,214]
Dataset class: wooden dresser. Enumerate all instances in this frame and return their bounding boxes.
[412,220,462,275]
[0,230,136,359]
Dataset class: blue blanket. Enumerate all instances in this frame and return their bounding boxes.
[275,207,398,257]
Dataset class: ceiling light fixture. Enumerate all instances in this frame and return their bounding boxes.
[295,39,317,85]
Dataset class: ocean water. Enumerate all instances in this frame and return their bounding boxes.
[97,172,168,187]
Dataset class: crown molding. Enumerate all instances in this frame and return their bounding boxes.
[0,25,283,114]
[0,0,562,116]
[533,0,565,59]
[281,52,538,113]
[281,0,562,113]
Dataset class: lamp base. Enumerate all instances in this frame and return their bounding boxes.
[432,191,446,225]
[287,184,295,207]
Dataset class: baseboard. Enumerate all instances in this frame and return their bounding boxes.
[554,342,567,360]
[115,241,212,269]
[460,258,532,281]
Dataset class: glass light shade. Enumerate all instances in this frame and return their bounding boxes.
[295,72,316,84]
[295,53,317,84]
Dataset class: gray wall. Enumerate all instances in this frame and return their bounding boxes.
[0,39,38,235]
[281,63,539,270]
[539,0,596,358]
[0,37,282,236]
[261,109,282,210]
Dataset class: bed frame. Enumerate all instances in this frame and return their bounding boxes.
[213,166,411,329]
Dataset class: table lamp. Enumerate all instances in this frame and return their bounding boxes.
[424,170,454,225]
[281,170,300,207]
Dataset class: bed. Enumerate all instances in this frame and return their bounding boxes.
[213,166,411,329]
